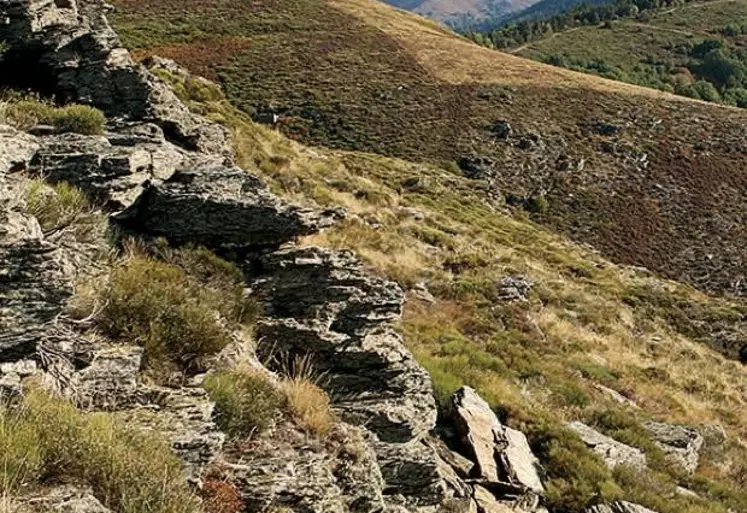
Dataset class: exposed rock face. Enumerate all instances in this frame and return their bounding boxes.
[586,501,658,513]
[569,421,647,469]
[252,246,436,444]
[642,421,703,474]
[0,0,230,154]
[114,167,339,250]
[451,387,544,496]
[0,170,75,361]
[0,125,39,173]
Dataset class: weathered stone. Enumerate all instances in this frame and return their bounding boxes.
[0,183,75,361]
[114,167,339,249]
[14,486,112,513]
[451,387,544,494]
[252,246,436,444]
[29,129,184,210]
[73,345,143,408]
[569,421,647,469]
[425,436,475,479]
[586,501,658,513]
[473,485,514,513]
[409,281,436,304]
[642,421,703,474]
[225,423,385,513]
[496,275,533,302]
[0,125,39,174]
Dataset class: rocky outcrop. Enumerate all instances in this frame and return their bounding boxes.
[642,421,703,474]
[451,387,544,496]
[114,167,340,250]
[568,421,647,469]
[0,0,229,154]
[586,501,658,513]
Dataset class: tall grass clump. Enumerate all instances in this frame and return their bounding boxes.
[0,389,199,513]
[24,179,89,231]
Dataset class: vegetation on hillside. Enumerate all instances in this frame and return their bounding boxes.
[468,0,747,107]
[157,69,747,513]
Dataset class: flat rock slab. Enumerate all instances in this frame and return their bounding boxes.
[451,386,544,494]
[642,421,703,474]
[586,501,658,513]
[569,421,647,469]
[114,167,339,249]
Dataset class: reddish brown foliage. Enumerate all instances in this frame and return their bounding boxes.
[134,38,251,81]
[201,478,244,513]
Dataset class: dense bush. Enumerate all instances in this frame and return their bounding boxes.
[97,248,250,374]
[203,371,286,437]
[0,93,105,133]
[51,104,106,135]
[0,389,199,513]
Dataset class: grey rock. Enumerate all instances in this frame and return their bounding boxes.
[14,485,112,513]
[113,166,339,249]
[642,421,703,474]
[473,485,513,513]
[451,387,544,495]
[586,501,658,513]
[424,436,474,479]
[592,383,639,409]
[457,156,496,181]
[409,281,436,304]
[496,275,533,302]
[0,178,75,361]
[73,345,143,408]
[252,246,436,444]
[0,0,230,154]
[490,120,512,140]
[225,424,386,513]
[0,125,39,174]
[569,421,647,469]
[29,129,184,210]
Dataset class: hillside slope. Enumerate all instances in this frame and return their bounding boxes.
[109,0,747,302]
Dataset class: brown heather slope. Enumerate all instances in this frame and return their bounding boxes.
[109,0,747,299]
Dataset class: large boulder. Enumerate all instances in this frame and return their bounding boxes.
[451,387,544,495]
[568,422,647,469]
[0,175,75,361]
[642,421,703,474]
[113,167,339,250]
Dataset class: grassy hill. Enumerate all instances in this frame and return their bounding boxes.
[141,62,747,513]
[102,1,747,510]
[110,0,747,302]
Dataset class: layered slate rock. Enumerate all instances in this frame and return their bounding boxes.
[114,167,339,250]
[250,246,470,509]
[569,421,647,469]
[0,172,75,361]
[252,246,436,443]
[642,421,703,474]
[29,123,184,210]
[15,485,113,513]
[451,387,544,496]
[0,125,39,174]
[225,424,387,513]
[0,0,229,154]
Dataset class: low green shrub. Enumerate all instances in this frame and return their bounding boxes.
[98,253,235,373]
[1,98,55,130]
[0,389,199,513]
[203,371,286,437]
[51,104,106,135]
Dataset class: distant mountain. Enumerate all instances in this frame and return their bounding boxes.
[383,0,540,27]
[500,0,613,25]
